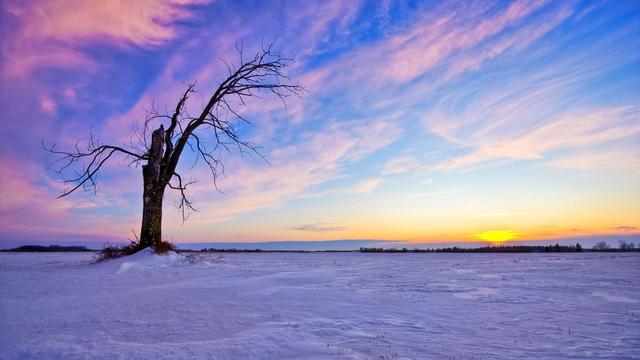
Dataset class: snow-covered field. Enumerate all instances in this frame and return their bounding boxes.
[1,251,638,359]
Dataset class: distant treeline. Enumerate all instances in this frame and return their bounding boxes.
[198,248,265,252]
[0,245,95,252]
[191,248,350,253]
[360,241,639,253]
[360,245,580,253]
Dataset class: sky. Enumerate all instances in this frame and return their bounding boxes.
[0,0,639,248]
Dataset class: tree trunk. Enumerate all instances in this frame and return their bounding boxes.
[140,125,166,248]
[139,176,164,248]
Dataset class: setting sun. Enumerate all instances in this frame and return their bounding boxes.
[474,230,519,243]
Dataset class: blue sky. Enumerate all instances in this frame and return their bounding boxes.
[0,0,639,246]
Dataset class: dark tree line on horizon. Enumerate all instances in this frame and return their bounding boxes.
[359,241,639,253]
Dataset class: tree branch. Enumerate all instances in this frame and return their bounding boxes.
[42,137,147,198]
[167,172,197,222]
[164,42,304,182]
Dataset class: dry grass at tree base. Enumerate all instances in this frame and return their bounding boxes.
[153,241,176,254]
[94,241,175,262]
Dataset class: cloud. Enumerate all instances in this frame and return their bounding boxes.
[437,3,574,85]
[17,0,206,45]
[548,148,640,173]
[415,5,640,173]
[432,106,640,170]
[301,0,559,94]
[346,178,383,194]
[288,223,346,232]
[421,26,640,172]
[376,0,551,85]
[38,96,56,114]
[615,226,638,232]
[382,156,418,175]
[287,0,603,176]
[300,177,386,200]
[1,0,209,76]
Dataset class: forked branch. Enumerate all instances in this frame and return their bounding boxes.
[42,133,147,198]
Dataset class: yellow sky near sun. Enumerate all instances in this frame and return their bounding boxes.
[473,230,518,243]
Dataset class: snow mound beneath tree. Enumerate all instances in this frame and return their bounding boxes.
[98,247,185,273]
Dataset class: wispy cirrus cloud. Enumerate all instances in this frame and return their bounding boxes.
[436,3,575,86]
[376,0,551,85]
[299,177,385,201]
[301,0,564,95]
[421,18,640,172]
[382,156,418,175]
[346,178,383,194]
[288,223,346,233]
[433,106,640,170]
[289,0,629,178]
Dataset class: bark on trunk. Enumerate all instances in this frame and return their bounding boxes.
[140,125,166,248]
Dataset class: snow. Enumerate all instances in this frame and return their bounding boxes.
[1,251,639,359]
[108,248,185,274]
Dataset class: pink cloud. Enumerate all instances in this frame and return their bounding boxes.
[433,106,640,170]
[1,0,209,76]
[38,96,57,114]
[17,0,204,45]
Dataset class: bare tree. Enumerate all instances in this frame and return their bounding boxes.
[592,241,610,251]
[43,43,303,250]
[618,240,636,251]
